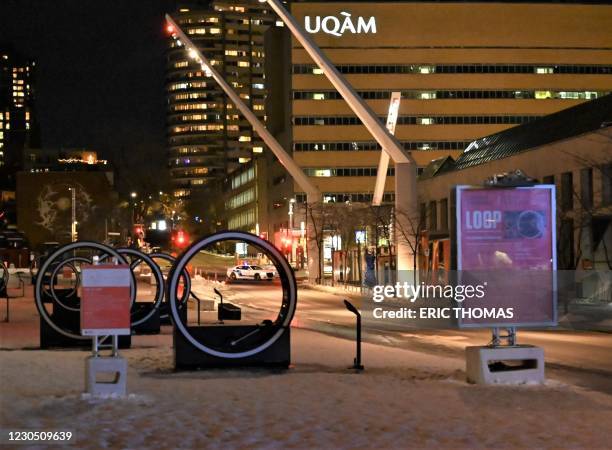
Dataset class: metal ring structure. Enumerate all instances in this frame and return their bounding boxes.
[109,248,165,327]
[150,252,191,318]
[34,241,131,341]
[167,231,297,359]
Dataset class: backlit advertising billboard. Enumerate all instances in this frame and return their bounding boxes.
[455,185,557,328]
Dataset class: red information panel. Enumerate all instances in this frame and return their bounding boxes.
[80,265,131,336]
[456,185,557,327]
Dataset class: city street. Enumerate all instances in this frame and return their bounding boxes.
[190,278,612,394]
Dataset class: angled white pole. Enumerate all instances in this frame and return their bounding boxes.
[265,1,413,166]
[264,0,418,275]
[166,14,322,282]
[165,15,320,201]
[373,92,401,206]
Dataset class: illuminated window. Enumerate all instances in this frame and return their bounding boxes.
[210,28,221,34]
[238,61,250,68]
[535,91,552,99]
[239,136,251,142]
[312,68,324,75]
[535,67,554,74]
[418,118,434,125]
[253,147,263,153]
[313,93,325,100]
[418,66,435,74]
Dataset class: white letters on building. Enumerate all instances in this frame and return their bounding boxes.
[304,12,377,37]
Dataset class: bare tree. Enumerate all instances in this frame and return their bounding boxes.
[302,201,336,283]
[393,201,428,284]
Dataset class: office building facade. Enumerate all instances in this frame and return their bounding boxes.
[290,2,612,204]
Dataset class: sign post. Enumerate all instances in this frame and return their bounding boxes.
[81,264,131,396]
[454,179,557,384]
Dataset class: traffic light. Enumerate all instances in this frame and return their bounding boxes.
[172,230,189,249]
[133,225,145,240]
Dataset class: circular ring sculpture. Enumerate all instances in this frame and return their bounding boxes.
[99,248,165,327]
[34,241,131,341]
[150,252,191,319]
[167,231,297,359]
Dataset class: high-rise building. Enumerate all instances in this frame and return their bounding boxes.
[166,1,274,201]
[0,45,38,189]
[166,1,296,238]
[289,2,612,204]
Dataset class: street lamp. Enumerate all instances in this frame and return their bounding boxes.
[68,187,77,242]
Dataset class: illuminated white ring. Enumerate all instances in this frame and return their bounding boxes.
[167,231,297,359]
[34,241,130,340]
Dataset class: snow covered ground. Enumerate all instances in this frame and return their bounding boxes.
[2,328,612,449]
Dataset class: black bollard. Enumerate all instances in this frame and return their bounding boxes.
[343,299,364,371]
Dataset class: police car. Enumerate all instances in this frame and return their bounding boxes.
[226,264,274,281]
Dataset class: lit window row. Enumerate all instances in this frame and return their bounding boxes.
[295,193,396,204]
[168,81,207,91]
[173,124,224,133]
[294,115,539,126]
[172,103,210,111]
[293,90,609,101]
[174,190,191,198]
[231,166,255,190]
[294,141,471,152]
[228,207,256,229]
[178,114,208,121]
[304,167,395,177]
[293,64,612,75]
[226,187,256,210]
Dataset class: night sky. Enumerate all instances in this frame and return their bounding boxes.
[0,0,180,192]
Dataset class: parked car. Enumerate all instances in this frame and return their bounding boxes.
[226,264,274,281]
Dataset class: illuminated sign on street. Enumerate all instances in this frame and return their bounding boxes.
[455,185,557,328]
[305,12,377,37]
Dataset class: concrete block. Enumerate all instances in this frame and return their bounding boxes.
[85,356,128,396]
[466,345,545,385]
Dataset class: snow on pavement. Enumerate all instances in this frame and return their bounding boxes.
[2,328,611,449]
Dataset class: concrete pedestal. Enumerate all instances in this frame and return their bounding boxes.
[466,345,545,385]
[85,356,127,396]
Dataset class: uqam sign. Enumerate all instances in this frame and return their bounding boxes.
[304,12,377,37]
